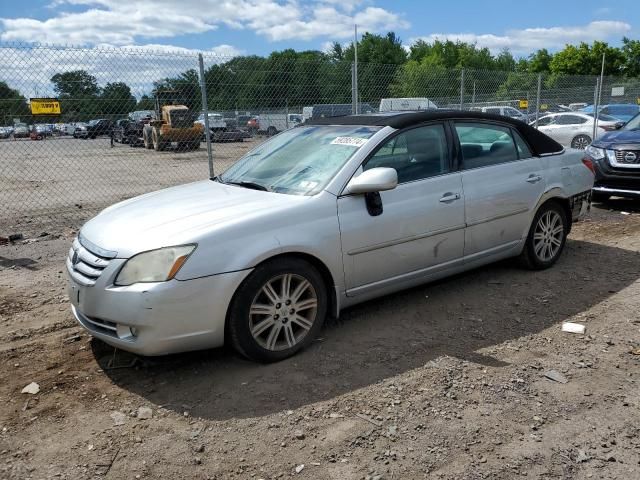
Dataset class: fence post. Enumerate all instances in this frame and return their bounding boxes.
[535,73,542,128]
[592,77,600,140]
[198,53,214,179]
[459,69,465,110]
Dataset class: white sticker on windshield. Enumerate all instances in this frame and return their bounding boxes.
[331,136,368,147]
[299,180,318,189]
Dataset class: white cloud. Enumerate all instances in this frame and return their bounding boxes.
[0,0,408,45]
[409,21,631,55]
[262,6,408,41]
[0,43,244,99]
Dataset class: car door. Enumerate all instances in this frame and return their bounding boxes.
[556,114,589,144]
[337,123,465,295]
[454,121,545,258]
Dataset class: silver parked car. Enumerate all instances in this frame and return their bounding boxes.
[67,111,594,362]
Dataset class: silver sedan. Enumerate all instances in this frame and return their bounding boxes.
[67,111,593,362]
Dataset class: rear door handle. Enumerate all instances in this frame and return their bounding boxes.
[526,174,542,184]
[439,192,461,203]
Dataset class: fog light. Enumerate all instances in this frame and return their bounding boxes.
[116,324,137,340]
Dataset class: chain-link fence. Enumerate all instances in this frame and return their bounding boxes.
[1,42,640,230]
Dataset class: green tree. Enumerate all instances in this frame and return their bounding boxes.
[153,69,201,112]
[0,81,29,126]
[342,32,407,103]
[528,49,553,73]
[135,94,155,111]
[50,70,100,121]
[51,70,100,98]
[621,37,640,77]
[99,82,136,117]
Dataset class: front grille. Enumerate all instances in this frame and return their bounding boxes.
[66,238,111,286]
[169,110,194,128]
[614,150,640,165]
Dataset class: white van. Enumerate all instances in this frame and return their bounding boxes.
[379,97,438,112]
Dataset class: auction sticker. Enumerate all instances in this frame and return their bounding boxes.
[331,136,368,147]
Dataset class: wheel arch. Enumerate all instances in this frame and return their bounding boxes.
[223,251,339,344]
[533,189,573,233]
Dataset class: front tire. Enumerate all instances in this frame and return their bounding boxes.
[520,201,568,270]
[571,134,591,150]
[228,258,327,362]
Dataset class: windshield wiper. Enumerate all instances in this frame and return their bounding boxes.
[225,180,269,192]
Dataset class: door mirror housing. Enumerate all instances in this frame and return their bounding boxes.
[344,167,398,195]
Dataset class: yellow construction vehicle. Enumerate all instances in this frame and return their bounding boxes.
[142,90,203,151]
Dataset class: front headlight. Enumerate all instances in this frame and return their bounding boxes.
[585,145,605,160]
[114,245,196,286]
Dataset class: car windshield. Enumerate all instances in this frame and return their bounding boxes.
[219,125,380,195]
[585,113,619,122]
[88,119,101,126]
[624,113,640,130]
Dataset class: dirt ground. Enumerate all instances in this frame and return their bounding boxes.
[1,199,640,480]
[0,135,261,232]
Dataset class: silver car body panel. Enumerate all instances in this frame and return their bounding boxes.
[68,122,593,355]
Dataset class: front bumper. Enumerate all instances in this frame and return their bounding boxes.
[67,258,251,356]
[592,150,640,199]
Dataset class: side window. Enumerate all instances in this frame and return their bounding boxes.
[485,107,501,115]
[537,116,555,126]
[364,124,449,183]
[512,130,532,158]
[556,115,586,125]
[455,122,518,169]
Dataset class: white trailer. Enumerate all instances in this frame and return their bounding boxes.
[379,97,438,112]
[258,113,302,135]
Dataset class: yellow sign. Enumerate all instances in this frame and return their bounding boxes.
[540,103,548,111]
[637,97,640,105]
[519,99,529,109]
[30,98,61,115]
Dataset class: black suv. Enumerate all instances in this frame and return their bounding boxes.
[75,119,113,139]
[585,113,640,201]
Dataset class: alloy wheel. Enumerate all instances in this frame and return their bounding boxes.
[572,135,590,149]
[533,210,564,262]
[249,273,318,351]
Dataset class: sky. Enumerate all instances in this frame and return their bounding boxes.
[0,0,638,58]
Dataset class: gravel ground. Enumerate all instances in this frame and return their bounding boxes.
[0,135,261,233]
[1,199,639,479]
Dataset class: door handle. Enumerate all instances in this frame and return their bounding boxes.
[526,174,542,184]
[439,192,461,203]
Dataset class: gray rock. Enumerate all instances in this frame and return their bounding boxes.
[110,411,127,426]
[544,370,568,384]
[137,406,153,420]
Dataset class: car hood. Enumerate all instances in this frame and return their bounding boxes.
[592,129,640,149]
[80,180,306,258]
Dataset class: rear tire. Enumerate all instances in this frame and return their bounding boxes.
[228,258,327,363]
[152,127,165,151]
[267,126,277,136]
[143,128,153,149]
[519,201,568,270]
[571,134,591,150]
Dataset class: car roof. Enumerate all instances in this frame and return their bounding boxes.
[306,110,564,156]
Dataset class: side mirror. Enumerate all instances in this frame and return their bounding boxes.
[344,167,398,195]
